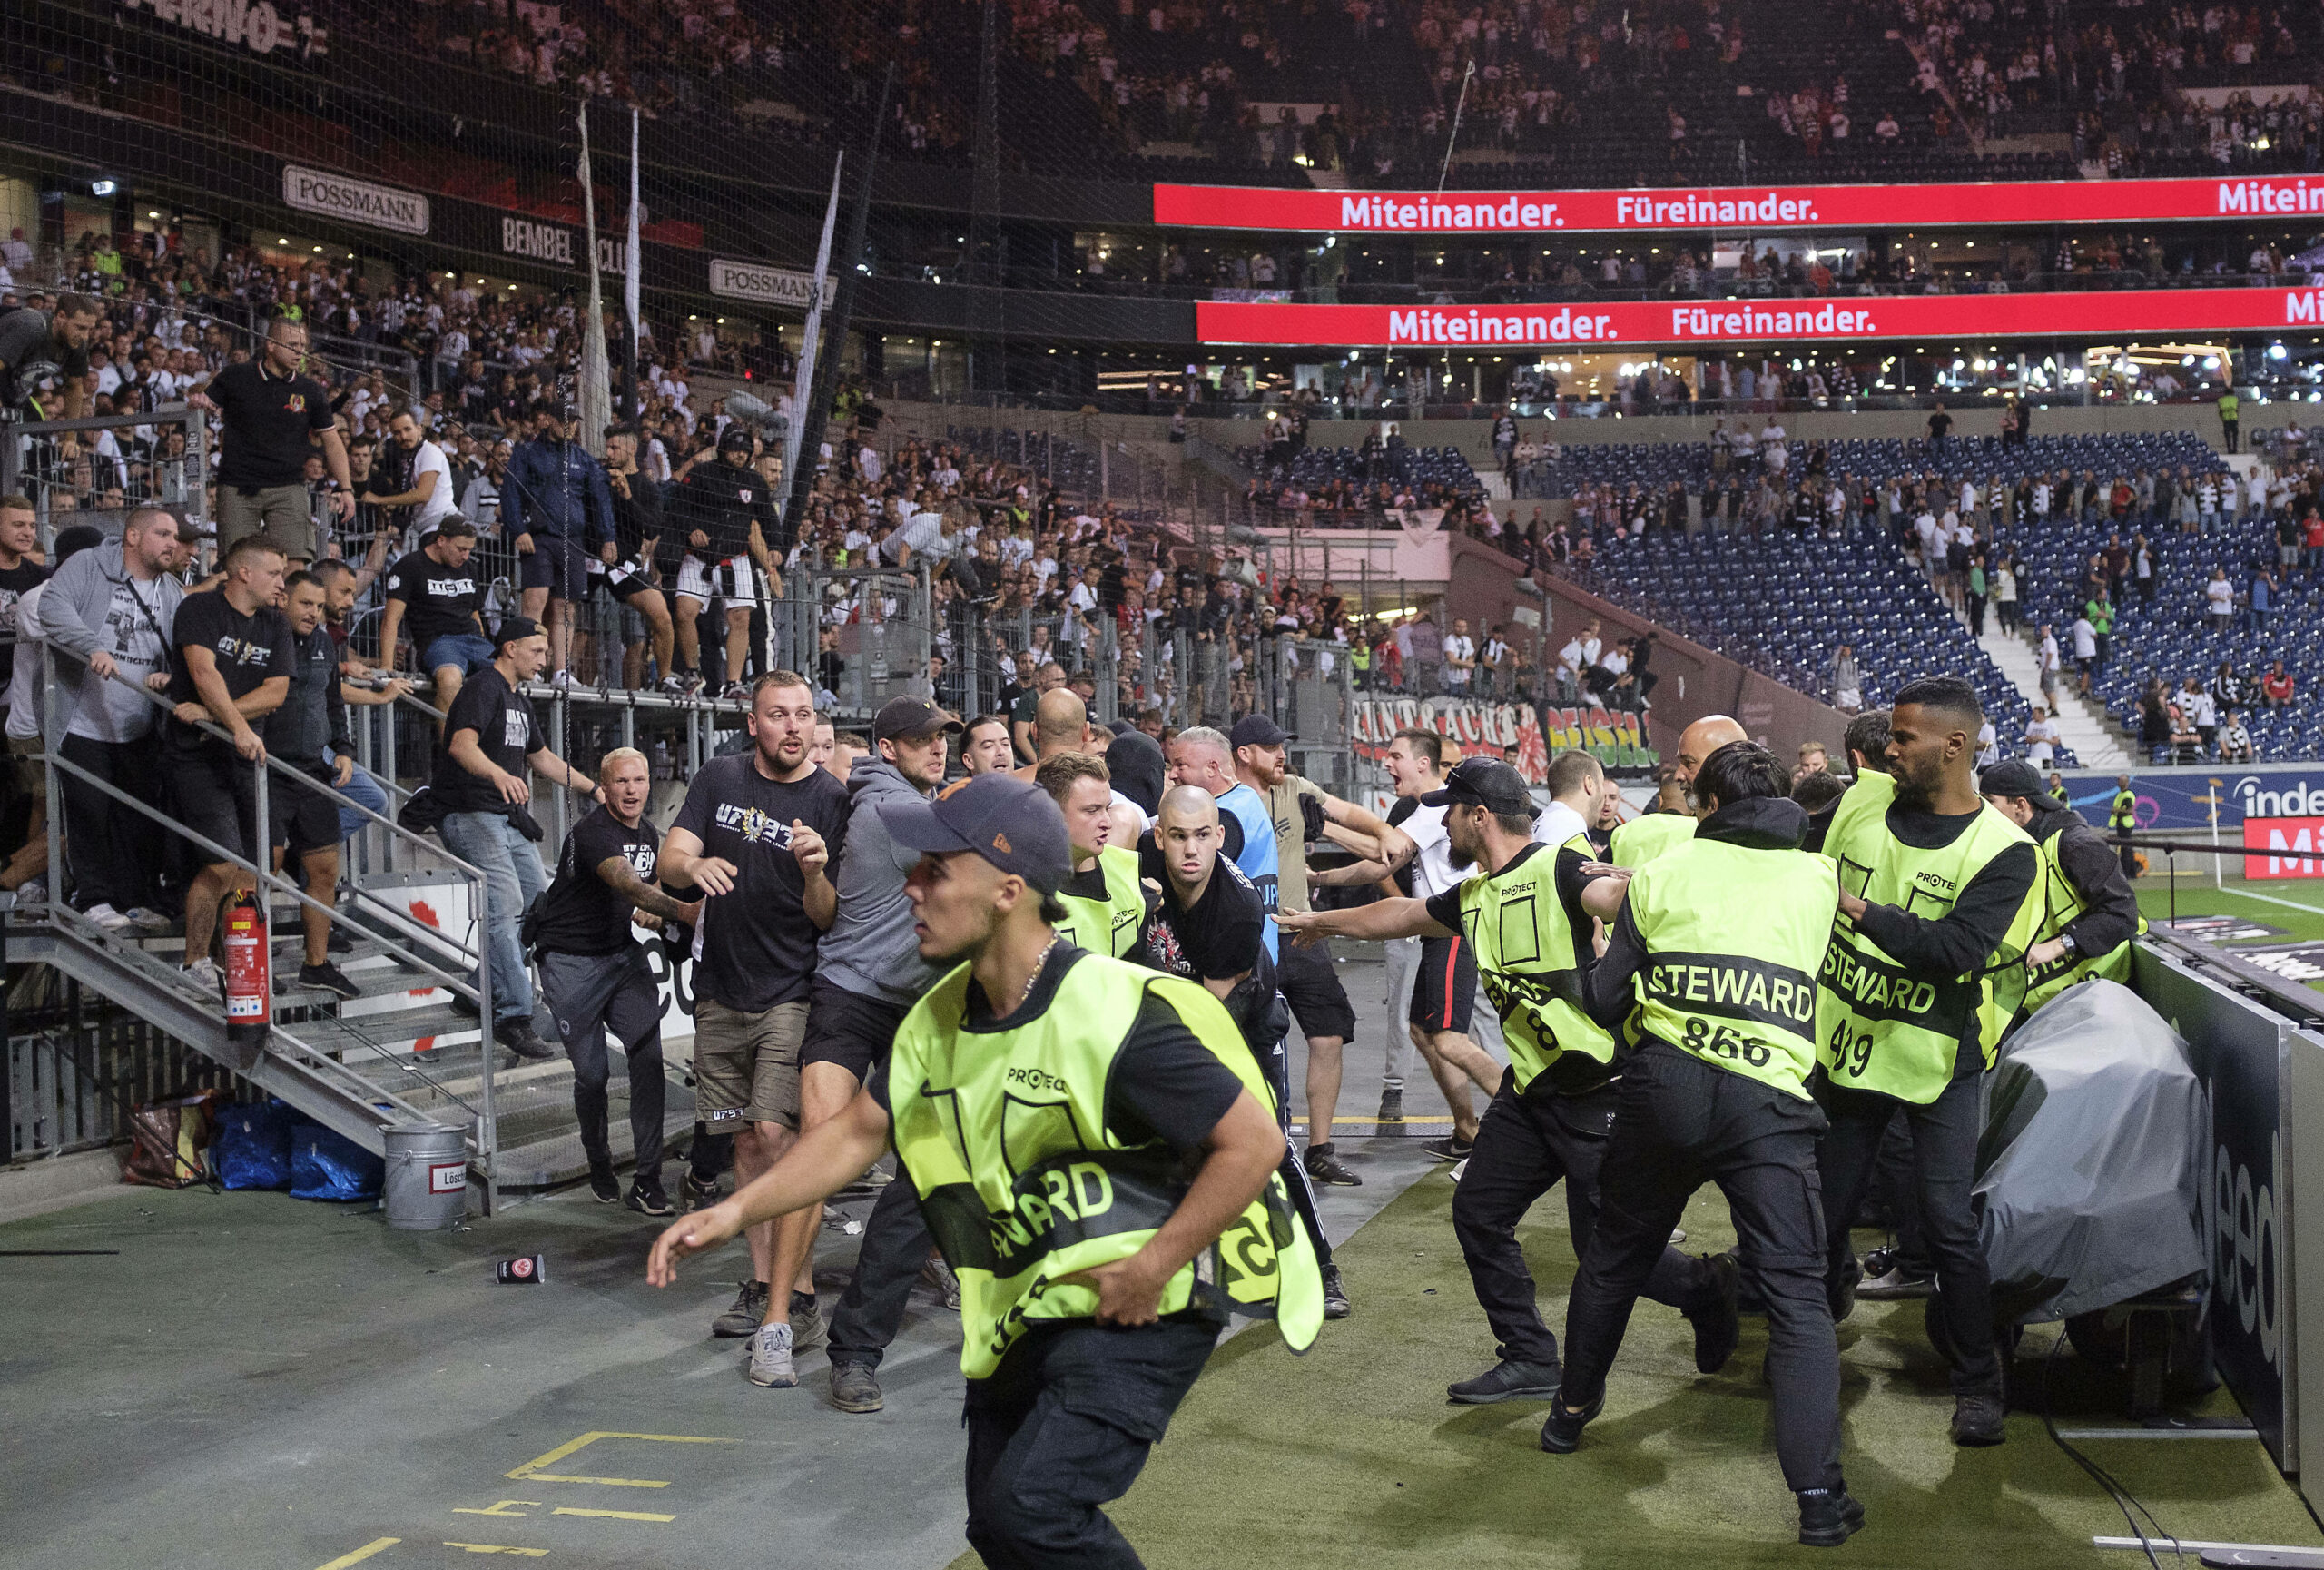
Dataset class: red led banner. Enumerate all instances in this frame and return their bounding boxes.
[1155,176,2324,234]
[1196,286,2324,350]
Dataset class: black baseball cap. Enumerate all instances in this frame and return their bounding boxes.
[1979,759,2053,804]
[1229,714,1292,749]
[1423,756,1539,818]
[717,423,754,453]
[873,696,964,742]
[495,615,544,648]
[878,774,1071,894]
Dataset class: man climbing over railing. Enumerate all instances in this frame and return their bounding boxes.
[263,570,364,1002]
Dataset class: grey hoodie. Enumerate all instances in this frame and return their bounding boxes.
[814,757,943,1006]
[43,537,185,745]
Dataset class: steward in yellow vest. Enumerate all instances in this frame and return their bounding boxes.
[2106,775,2142,879]
[646,775,1316,1570]
[1978,758,2144,1014]
[1550,740,1861,1548]
[1037,751,1150,959]
[1276,753,1732,1408]
[1814,676,2038,1450]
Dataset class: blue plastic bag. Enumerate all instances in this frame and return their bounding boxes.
[212,1099,296,1190]
[289,1121,385,1202]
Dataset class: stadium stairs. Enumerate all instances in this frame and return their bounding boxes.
[5,891,684,1206]
[1980,623,2131,767]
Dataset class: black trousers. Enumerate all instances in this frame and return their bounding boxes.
[1561,1043,1843,1495]
[963,1318,1216,1570]
[1452,1070,1708,1367]
[538,948,666,1177]
[828,1172,935,1371]
[1816,1069,1999,1395]
[58,733,162,913]
[1246,992,1333,1269]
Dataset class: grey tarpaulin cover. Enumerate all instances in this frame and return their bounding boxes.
[1975,979,2207,1323]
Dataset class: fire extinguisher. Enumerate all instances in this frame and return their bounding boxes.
[222,887,271,1043]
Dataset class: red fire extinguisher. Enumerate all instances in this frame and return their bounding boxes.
[222,887,271,1043]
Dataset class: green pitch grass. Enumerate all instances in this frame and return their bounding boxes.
[1036,1174,2319,1570]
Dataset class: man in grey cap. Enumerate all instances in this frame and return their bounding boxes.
[648,772,1316,1570]
[813,696,963,1413]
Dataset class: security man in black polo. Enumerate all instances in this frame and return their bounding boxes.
[1545,741,1860,1548]
[1277,755,1735,1407]
[1815,676,2039,1449]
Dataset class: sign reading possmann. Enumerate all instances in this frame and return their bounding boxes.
[708,259,832,311]
[281,165,430,237]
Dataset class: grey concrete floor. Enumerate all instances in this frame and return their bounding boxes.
[0,953,1455,1570]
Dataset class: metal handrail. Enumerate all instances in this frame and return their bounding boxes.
[34,629,506,1206]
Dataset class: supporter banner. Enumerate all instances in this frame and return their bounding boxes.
[1156,175,2324,235]
[1540,702,1658,773]
[707,258,831,311]
[1197,288,2324,351]
[1349,694,1554,783]
[281,165,430,238]
[2243,815,2324,879]
[116,0,325,61]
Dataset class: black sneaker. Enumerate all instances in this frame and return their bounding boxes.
[712,1279,772,1338]
[326,923,355,953]
[586,1158,620,1204]
[499,1021,558,1061]
[1797,1488,1866,1547]
[1321,1262,1351,1319]
[1376,1088,1404,1123]
[1951,1391,2007,1447]
[1421,1134,1474,1162]
[1538,1391,1603,1453]
[1304,1142,1363,1187]
[626,1175,675,1217]
[684,1170,723,1210]
[448,991,481,1019]
[1447,1358,1562,1405]
[1686,1251,1743,1375]
[830,1361,884,1414]
[298,961,363,1001]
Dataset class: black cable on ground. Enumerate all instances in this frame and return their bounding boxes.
[2037,1326,2184,1568]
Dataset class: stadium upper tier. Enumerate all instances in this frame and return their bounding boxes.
[11,0,2323,239]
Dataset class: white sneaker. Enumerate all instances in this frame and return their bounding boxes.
[84,903,132,933]
[746,1322,796,1387]
[550,668,575,692]
[123,906,172,933]
[12,880,44,905]
[182,958,222,993]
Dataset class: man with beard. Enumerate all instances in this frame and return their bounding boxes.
[1814,676,2038,1448]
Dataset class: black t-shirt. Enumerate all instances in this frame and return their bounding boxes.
[866,945,1245,1153]
[432,667,540,815]
[165,589,295,751]
[0,557,49,689]
[670,752,851,1012]
[384,548,486,647]
[208,360,335,488]
[535,805,659,956]
[1135,845,1271,995]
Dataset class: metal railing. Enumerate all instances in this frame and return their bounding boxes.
[26,629,509,1205]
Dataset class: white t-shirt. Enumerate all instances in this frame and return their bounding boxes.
[2206,576,2235,616]
[2024,718,2061,765]
[2071,618,2098,659]
[1974,720,1999,766]
[411,439,458,535]
[1398,794,1573,900]
[1442,634,1476,684]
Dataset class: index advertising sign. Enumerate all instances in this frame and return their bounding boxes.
[1196,286,2324,351]
[1155,175,2324,234]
